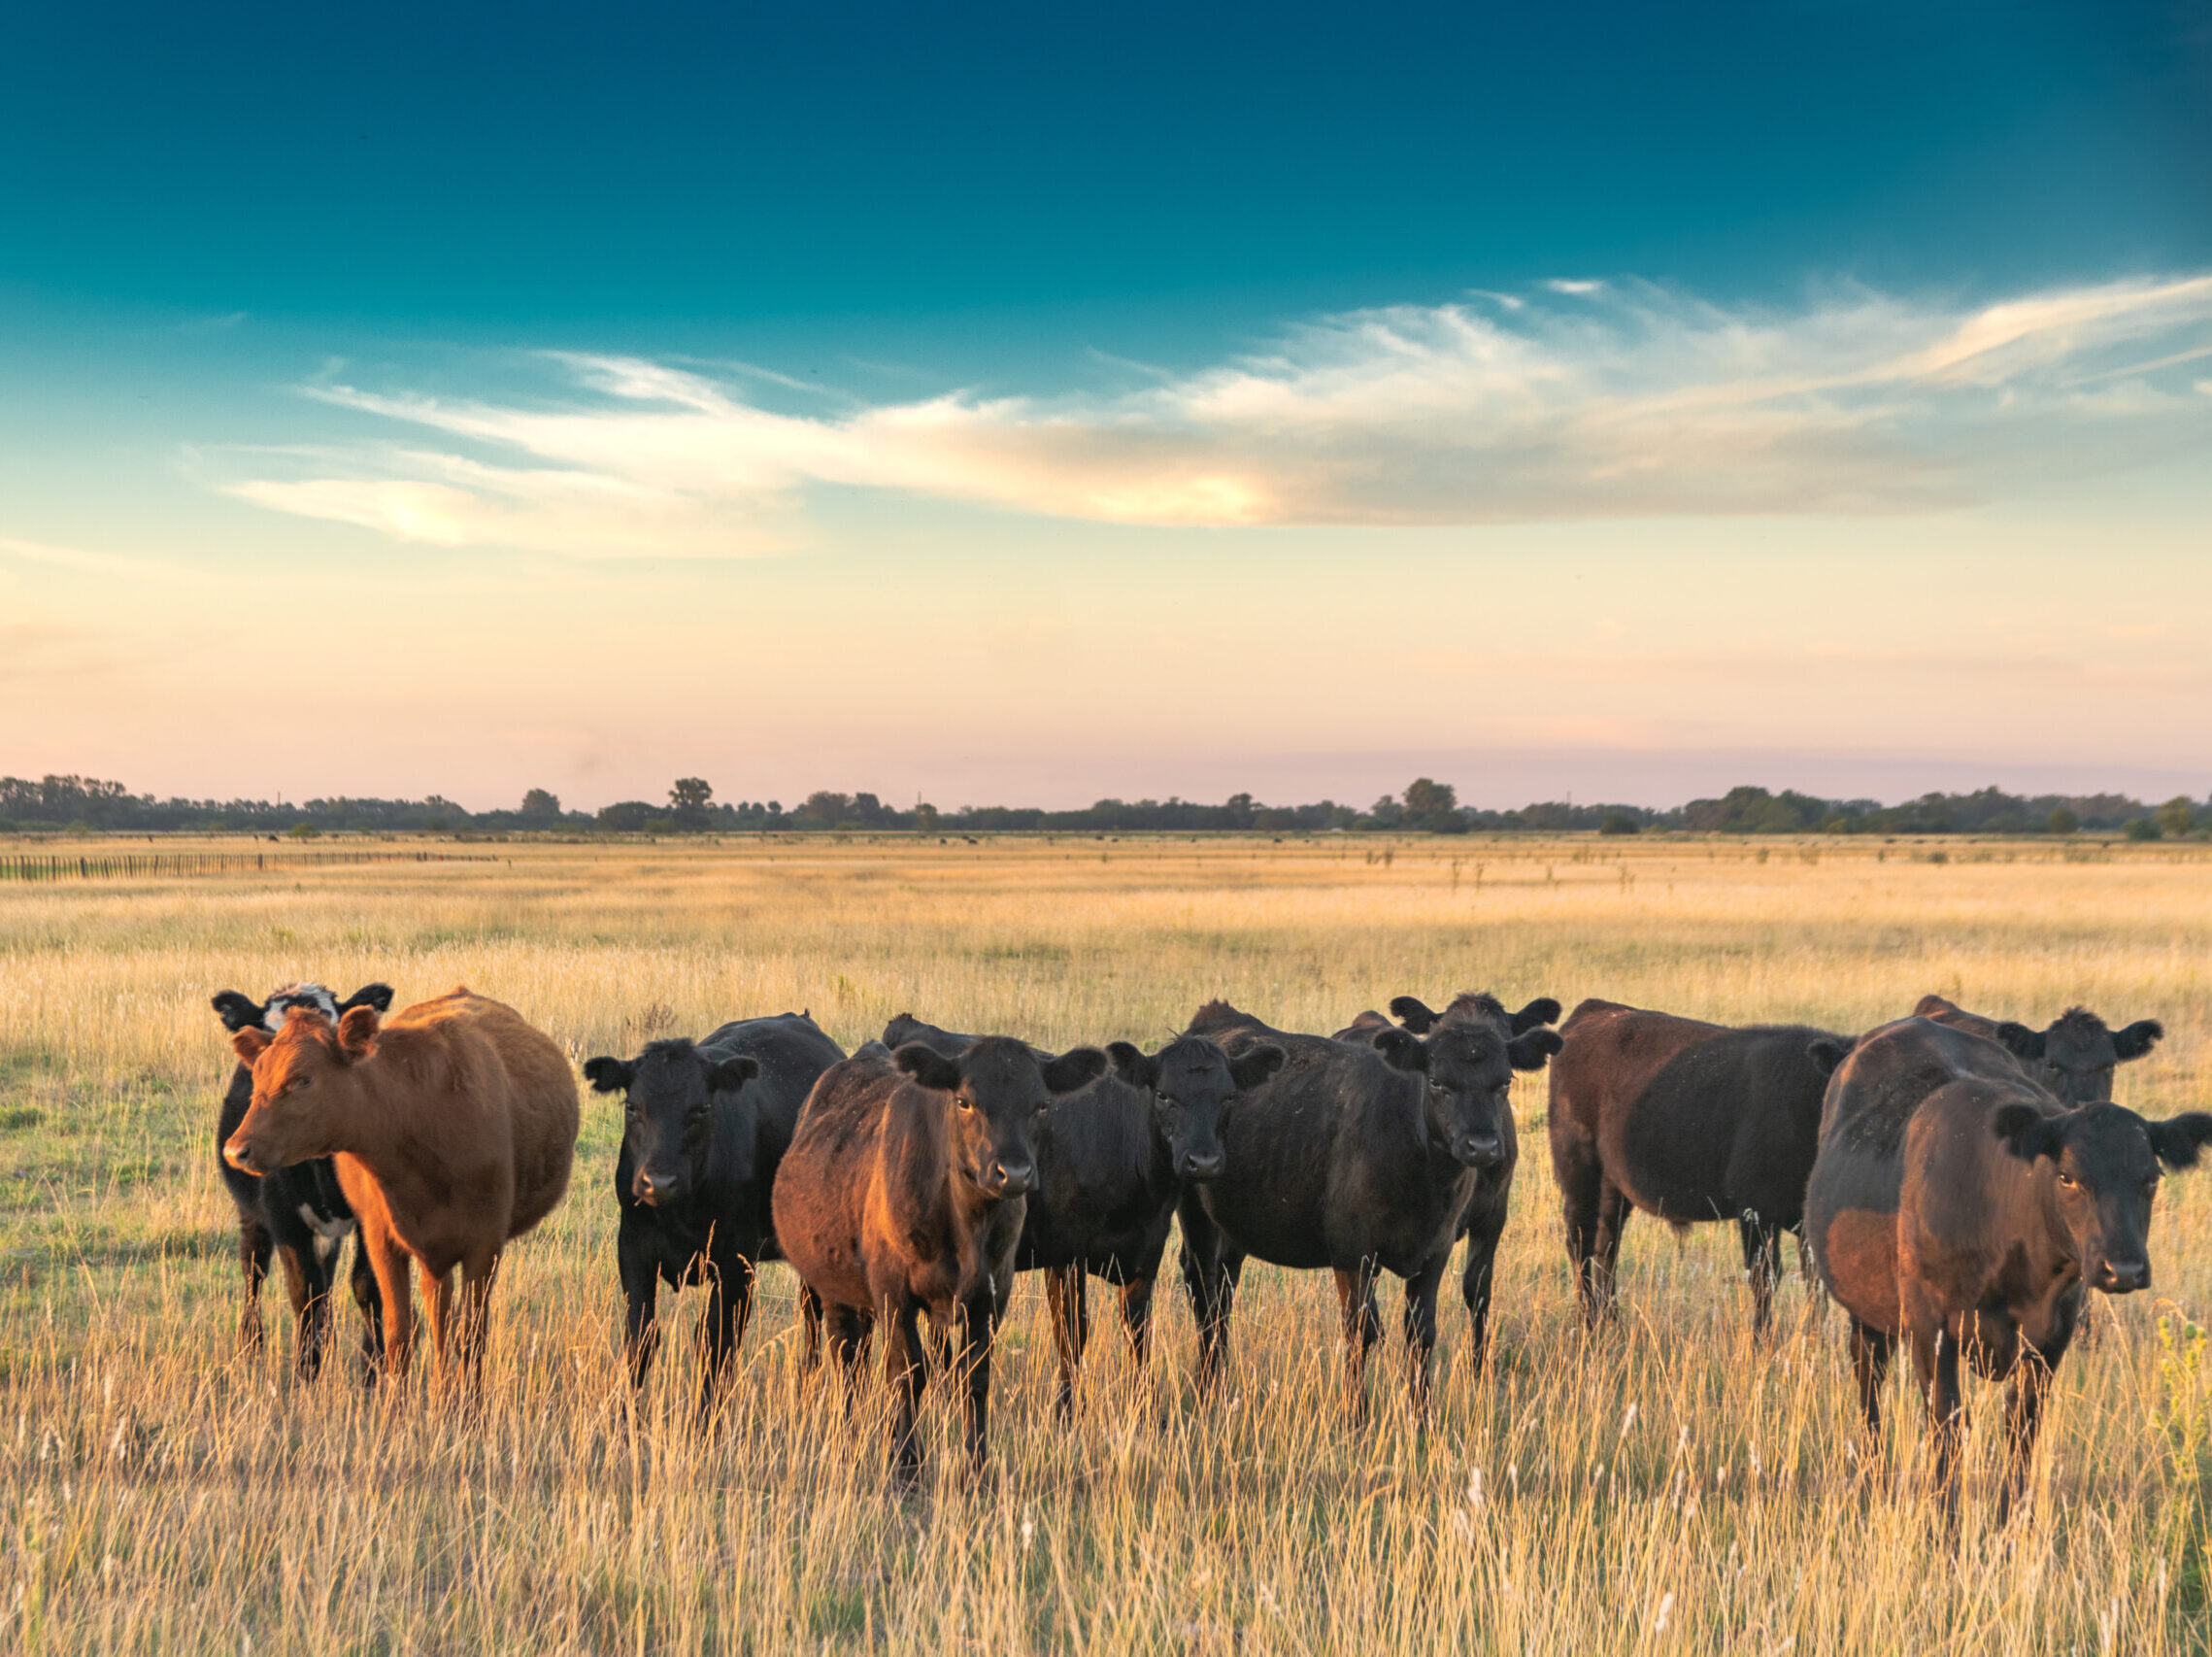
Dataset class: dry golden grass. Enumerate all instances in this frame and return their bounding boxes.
[1,833,2209,1653]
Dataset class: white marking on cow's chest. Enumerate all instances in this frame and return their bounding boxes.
[297,1204,355,1263]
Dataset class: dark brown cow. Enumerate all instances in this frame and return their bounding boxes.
[223,988,581,1385]
[772,1037,1105,1485]
[1546,998,1856,1336]
[1915,994,2162,1105]
[1805,1015,2212,1517]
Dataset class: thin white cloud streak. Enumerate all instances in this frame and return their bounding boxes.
[0,533,208,581]
[221,275,2212,556]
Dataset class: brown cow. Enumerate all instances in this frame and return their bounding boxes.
[1547,998,1855,1336]
[772,1037,1105,1485]
[223,988,580,1385]
[1805,1015,2212,1519]
[1915,994,2162,1105]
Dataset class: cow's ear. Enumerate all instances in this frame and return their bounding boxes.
[706,1055,759,1094]
[1107,1041,1160,1091]
[2145,1112,2212,1170]
[1388,997,1441,1033]
[2113,1020,2165,1062]
[339,982,395,1015]
[212,991,266,1033]
[582,1057,634,1095]
[1994,1022,2047,1062]
[1372,1028,1429,1072]
[1507,1028,1564,1072]
[1511,997,1563,1034]
[1228,1044,1285,1090]
[231,1027,273,1065]
[1042,1046,1108,1096]
[1807,1037,1856,1078]
[894,1043,963,1093]
[1993,1103,2061,1163]
[335,1005,381,1062]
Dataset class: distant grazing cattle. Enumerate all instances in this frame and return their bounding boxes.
[1915,995,2162,1105]
[883,1013,1285,1413]
[1180,998,1559,1415]
[1332,992,1561,1357]
[584,1012,845,1410]
[1545,998,1858,1336]
[773,1037,1105,1484]
[210,981,392,1377]
[1805,1015,2212,1516]
[223,989,580,1385]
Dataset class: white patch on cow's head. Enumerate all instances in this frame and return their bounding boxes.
[262,983,339,1031]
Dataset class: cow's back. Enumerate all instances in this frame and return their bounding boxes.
[772,1051,897,1309]
[703,1013,847,1152]
[1548,999,1717,1161]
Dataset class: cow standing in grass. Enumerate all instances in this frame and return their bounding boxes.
[584,1012,845,1411]
[1805,1015,2212,1518]
[773,1037,1105,1485]
[1334,992,1560,1360]
[1915,995,2162,1105]
[883,1013,1284,1413]
[223,988,580,1387]
[210,981,391,1377]
[1543,998,1858,1336]
[1180,998,1559,1417]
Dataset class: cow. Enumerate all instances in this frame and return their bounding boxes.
[772,1036,1106,1485]
[1915,994,2163,1105]
[583,1012,846,1412]
[1332,992,1561,1359]
[222,988,580,1386]
[1179,998,1560,1417]
[882,1013,1285,1414]
[1804,1015,2212,1518]
[209,981,391,1377]
[1543,998,1858,1336]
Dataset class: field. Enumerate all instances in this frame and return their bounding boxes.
[1,833,2209,1654]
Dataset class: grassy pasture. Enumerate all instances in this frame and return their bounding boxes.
[0,833,2208,1653]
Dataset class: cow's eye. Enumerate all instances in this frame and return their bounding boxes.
[287,1076,312,1094]
[957,1097,976,1114]
[1157,1096,1181,1112]
[2057,1171,2078,1190]
[2144,1178,2161,1198]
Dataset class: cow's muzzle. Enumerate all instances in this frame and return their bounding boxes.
[2095,1256,2150,1294]
[1454,1133,1503,1169]
[222,1137,264,1176]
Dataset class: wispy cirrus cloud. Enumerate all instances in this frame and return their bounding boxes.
[218,275,2212,557]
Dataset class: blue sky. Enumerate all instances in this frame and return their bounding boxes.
[3,2,2209,810]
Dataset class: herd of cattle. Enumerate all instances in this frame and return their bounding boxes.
[211,979,2209,1507]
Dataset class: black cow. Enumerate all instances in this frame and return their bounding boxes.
[1544,998,1858,1336]
[773,1037,1107,1484]
[583,1011,845,1410]
[1805,1015,2212,1517]
[883,1013,1285,1413]
[1332,992,1561,1359]
[1916,995,2163,1105]
[1180,998,1559,1416]
[209,981,391,1377]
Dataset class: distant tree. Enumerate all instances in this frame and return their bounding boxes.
[598,800,658,832]
[1366,794,1404,828]
[915,802,940,833]
[797,791,852,828]
[1403,778,1458,816]
[1598,809,1640,836]
[2125,817,2162,842]
[667,778,714,829]
[2155,795,2199,839]
[2047,806,2078,835]
[285,821,321,840]
[520,788,561,818]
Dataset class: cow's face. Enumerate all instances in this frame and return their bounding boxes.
[1109,1036,1285,1183]
[221,1006,380,1172]
[1994,1102,2212,1293]
[895,1038,1105,1200]
[1996,1008,2163,1105]
[1373,1021,1559,1170]
[211,981,393,1038]
[584,1040,759,1207]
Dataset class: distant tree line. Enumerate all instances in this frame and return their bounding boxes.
[2,773,2206,840]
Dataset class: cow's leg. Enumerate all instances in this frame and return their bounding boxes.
[1333,1261,1382,1421]
[1907,1304,1964,1525]
[1401,1255,1446,1422]
[1590,1180,1633,1322]
[1179,1195,1234,1391]
[618,1226,661,1397]
[827,1304,870,1413]
[1555,1140,1606,1324]
[349,1232,385,1384]
[698,1253,754,1423]
[1120,1273,1156,1366]
[798,1284,824,1371]
[361,1216,416,1378]
[1737,1214,1785,1342]
[422,1266,455,1369]
[237,1209,273,1353]
[886,1300,928,1490]
[1850,1319,1893,1437]
[452,1249,501,1395]
[1045,1266,1089,1419]
[957,1288,997,1475]
[272,1243,318,1379]
[1459,1203,1509,1368]
[1998,1349,2055,1525]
